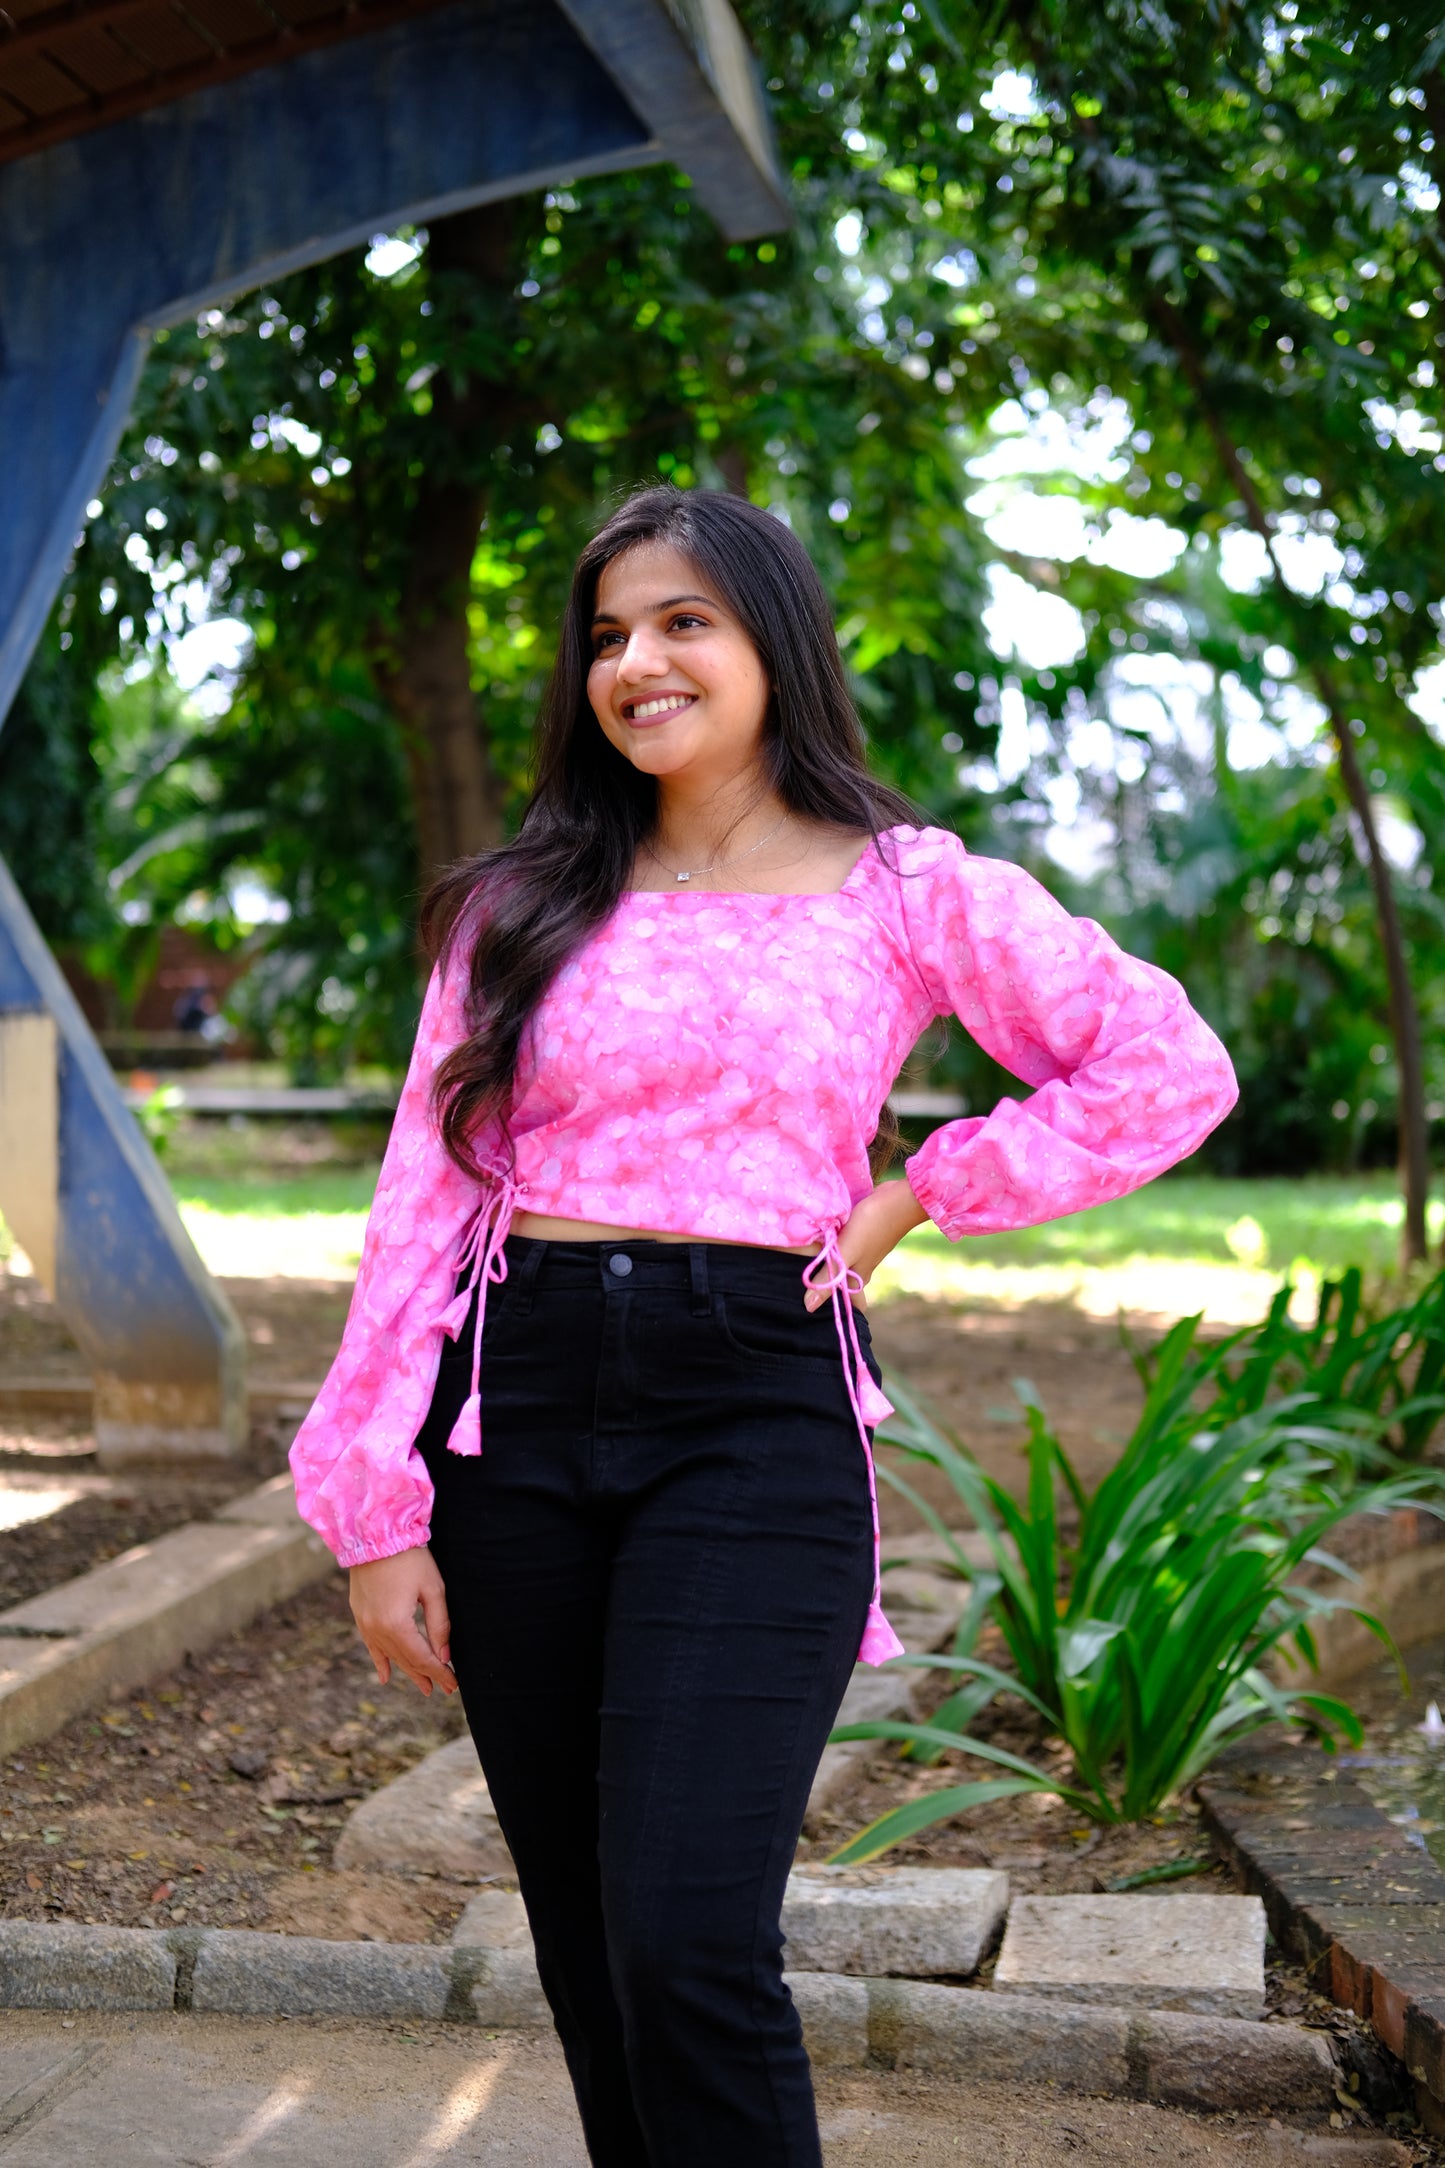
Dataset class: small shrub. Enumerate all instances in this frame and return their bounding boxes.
[829,1301,1442,1862]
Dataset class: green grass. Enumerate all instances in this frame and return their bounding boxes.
[168,1166,1441,1279]
[168,1168,381,1217]
[895,1173,1445,1282]
[163,1162,381,1278]
[7,1161,1437,1289]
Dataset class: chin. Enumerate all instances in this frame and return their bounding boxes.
[617,735,702,774]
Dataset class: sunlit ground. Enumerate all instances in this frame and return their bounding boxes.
[4,1169,1438,1325]
[0,1476,90,1529]
[176,1186,372,1280]
[871,1174,1445,1326]
[168,1169,1445,1328]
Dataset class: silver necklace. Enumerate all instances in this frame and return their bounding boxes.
[646,811,791,885]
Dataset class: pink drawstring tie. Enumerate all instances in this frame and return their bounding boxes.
[435,1173,519,1458]
[803,1230,905,1668]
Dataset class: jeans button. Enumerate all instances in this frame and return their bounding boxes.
[608,1252,633,1277]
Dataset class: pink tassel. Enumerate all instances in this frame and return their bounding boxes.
[857,1371,894,1428]
[438,1173,519,1461]
[859,1600,906,1667]
[446,1392,482,1458]
[437,1288,474,1340]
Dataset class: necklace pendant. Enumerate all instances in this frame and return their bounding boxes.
[676,871,691,883]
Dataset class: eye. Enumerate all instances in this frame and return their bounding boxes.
[591,629,624,654]
[668,612,707,633]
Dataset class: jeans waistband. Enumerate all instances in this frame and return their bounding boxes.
[494,1232,811,1294]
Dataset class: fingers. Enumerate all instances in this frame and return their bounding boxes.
[368,1616,455,1698]
[803,1291,867,1312]
[349,1551,458,1699]
[419,1579,453,1672]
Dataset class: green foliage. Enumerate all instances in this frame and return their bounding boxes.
[133,1082,185,1160]
[1203,1265,1445,1461]
[828,1283,1445,1854]
[8,0,1444,1146]
[0,622,107,945]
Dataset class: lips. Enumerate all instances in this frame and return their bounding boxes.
[623,693,697,722]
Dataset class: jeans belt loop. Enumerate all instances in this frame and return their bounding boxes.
[509,1234,549,1319]
[688,1243,710,1317]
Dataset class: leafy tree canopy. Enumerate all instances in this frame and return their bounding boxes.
[5,0,1442,1206]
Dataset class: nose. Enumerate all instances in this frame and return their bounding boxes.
[614,626,670,684]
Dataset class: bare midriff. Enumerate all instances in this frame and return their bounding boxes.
[509,1210,815,1257]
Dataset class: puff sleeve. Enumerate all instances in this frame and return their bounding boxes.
[289,955,485,1567]
[899,832,1238,1238]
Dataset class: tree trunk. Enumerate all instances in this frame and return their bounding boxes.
[377,474,502,880]
[1153,299,1431,1270]
[1415,61,1445,1265]
[1319,681,1431,1264]
[371,201,519,886]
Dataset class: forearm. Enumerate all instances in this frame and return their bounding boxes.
[869,1172,929,1247]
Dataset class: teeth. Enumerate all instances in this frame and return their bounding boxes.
[630,695,693,719]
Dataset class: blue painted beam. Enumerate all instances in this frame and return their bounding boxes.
[0,0,655,728]
[559,0,786,241]
[0,854,246,1460]
[0,0,787,726]
[0,0,785,1454]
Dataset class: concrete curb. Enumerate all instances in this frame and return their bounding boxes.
[862,1978,1338,2109]
[0,1922,1341,2108]
[0,1473,337,1756]
[1201,1743,1445,2130]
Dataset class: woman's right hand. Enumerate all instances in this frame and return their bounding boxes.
[349,1546,457,1697]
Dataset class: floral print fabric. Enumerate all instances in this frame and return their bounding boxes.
[290,826,1237,1653]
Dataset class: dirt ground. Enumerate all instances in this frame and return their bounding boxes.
[0,1568,1219,1943]
[0,1575,473,1944]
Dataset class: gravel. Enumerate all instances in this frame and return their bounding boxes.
[0,1577,473,1944]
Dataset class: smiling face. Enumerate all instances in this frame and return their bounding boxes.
[586,542,772,789]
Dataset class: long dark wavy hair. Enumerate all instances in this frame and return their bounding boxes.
[421,485,920,1177]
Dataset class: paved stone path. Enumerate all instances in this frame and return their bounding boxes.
[0,2011,1409,2165]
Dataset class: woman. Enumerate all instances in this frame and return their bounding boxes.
[291,485,1236,2166]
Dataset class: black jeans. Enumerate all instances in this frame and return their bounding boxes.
[415,1234,877,2168]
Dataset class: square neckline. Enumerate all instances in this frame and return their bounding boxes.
[620,825,900,904]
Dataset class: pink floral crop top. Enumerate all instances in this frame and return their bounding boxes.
[290,824,1237,1664]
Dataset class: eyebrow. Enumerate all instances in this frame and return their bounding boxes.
[590,592,717,626]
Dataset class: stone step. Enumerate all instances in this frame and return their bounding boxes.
[333,1734,511,1879]
[0,1473,336,1756]
[993,1892,1267,2020]
[453,1864,1010,1982]
[783,1865,1009,1978]
[0,1921,1341,2115]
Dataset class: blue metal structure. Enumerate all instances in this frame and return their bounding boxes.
[0,0,786,1461]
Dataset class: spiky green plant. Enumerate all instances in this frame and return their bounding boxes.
[1202,1267,1445,1462]
[829,1307,1441,1862]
